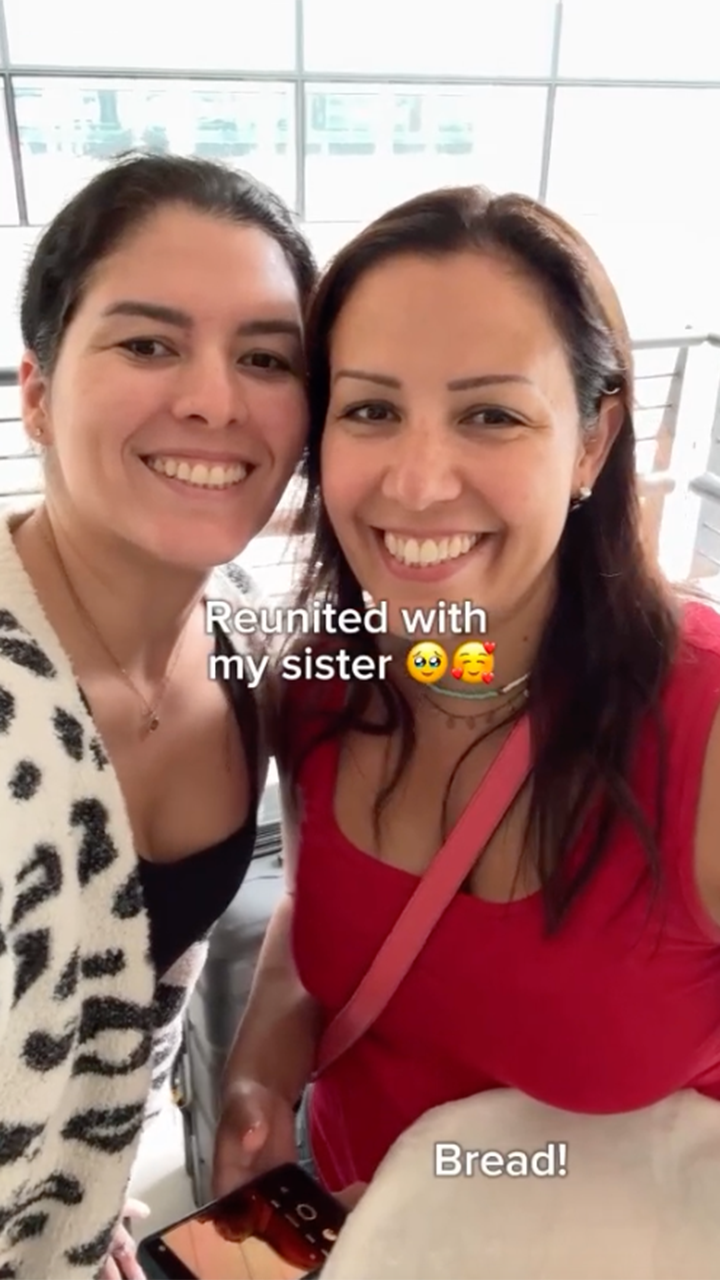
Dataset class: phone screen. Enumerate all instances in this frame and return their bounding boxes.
[139,1164,347,1280]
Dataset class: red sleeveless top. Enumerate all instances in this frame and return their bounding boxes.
[288,602,720,1191]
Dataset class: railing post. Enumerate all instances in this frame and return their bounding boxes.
[687,337,720,584]
[656,338,720,581]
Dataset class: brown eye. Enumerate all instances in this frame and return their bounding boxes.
[241,351,291,371]
[343,402,396,423]
[465,407,522,427]
[120,338,173,358]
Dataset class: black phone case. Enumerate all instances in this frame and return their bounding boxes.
[137,1162,346,1279]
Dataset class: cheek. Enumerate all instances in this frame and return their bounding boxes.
[251,383,308,461]
[476,440,574,524]
[50,364,155,456]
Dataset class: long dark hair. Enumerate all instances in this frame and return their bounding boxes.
[21,150,317,374]
[288,185,679,932]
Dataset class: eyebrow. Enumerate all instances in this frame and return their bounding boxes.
[100,300,302,340]
[332,368,534,391]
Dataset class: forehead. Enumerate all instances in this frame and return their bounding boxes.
[330,250,567,379]
[84,205,302,320]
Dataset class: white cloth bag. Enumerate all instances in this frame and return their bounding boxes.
[323,1087,720,1280]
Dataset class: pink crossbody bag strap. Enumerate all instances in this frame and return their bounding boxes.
[313,714,533,1078]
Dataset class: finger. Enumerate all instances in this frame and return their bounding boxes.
[117,1247,147,1280]
[113,1231,146,1280]
[212,1159,249,1199]
[218,1106,269,1159]
[335,1182,368,1211]
[101,1257,122,1280]
[212,1117,270,1196]
[222,1082,268,1133]
[123,1199,150,1222]
[241,1119,269,1152]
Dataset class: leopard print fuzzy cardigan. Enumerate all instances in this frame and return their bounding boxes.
[0,509,263,1279]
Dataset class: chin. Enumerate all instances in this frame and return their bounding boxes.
[138,525,255,574]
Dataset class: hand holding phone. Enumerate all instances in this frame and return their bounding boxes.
[213,1080,299,1198]
[138,1163,348,1280]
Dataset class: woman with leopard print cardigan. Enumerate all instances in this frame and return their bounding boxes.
[0,150,315,1280]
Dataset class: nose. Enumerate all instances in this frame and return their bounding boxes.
[380,419,463,509]
[171,352,246,430]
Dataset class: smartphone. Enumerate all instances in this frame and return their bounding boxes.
[137,1163,348,1280]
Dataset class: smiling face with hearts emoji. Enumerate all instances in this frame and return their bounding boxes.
[451,640,495,684]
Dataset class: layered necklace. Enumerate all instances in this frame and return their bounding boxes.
[420,669,530,730]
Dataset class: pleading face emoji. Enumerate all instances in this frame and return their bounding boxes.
[406,642,448,685]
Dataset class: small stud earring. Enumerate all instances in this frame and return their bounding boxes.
[569,485,592,512]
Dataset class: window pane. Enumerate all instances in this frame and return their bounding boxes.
[303,222,365,267]
[5,0,296,70]
[558,0,720,79]
[14,79,295,224]
[0,228,39,368]
[562,217,720,337]
[546,88,720,223]
[304,85,546,222]
[303,0,556,75]
[0,100,19,224]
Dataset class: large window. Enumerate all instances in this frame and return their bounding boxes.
[301,0,556,75]
[1,0,720,365]
[303,85,546,221]
[13,79,295,223]
[4,0,297,69]
[557,0,720,78]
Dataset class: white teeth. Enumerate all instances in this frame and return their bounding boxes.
[145,456,248,488]
[383,531,479,567]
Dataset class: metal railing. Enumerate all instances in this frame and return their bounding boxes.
[630,331,720,580]
[3,328,720,594]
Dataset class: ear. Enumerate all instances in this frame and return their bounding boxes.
[19,351,52,447]
[573,394,625,490]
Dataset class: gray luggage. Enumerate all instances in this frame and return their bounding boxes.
[175,777,286,1205]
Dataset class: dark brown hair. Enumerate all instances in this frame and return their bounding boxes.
[287,184,679,932]
[20,150,317,375]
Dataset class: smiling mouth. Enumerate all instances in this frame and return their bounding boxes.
[142,454,253,490]
[380,530,491,568]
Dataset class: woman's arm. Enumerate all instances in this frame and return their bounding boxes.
[222,680,322,1107]
[213,764,322,1194]
[220,888,322,1109]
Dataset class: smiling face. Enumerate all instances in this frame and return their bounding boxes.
[20,204,308,571]
[319,249,616,638]
[451,640,495,684]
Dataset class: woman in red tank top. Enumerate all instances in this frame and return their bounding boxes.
[213,187,720,1223]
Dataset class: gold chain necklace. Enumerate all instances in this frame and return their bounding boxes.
[41,520,190,738]
[420,681,530,731]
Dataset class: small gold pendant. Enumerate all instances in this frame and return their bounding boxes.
[145,714,160,734]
